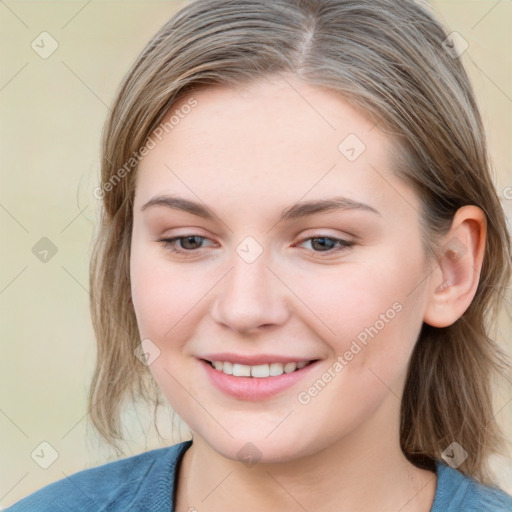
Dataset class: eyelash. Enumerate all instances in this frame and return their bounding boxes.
[158,234,355,257]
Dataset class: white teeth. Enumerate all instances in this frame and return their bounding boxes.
[269,362,284,376]
[232,363,251,377]
[210,360,311,377]
[223,361,233,375]
[283,362,297,373]
[251,364,270,378]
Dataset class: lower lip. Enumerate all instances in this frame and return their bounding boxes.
[199,359,320,400]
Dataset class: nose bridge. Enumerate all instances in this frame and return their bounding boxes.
[211,241,288,332]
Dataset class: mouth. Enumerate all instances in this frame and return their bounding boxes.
[199,357,321,401]
[201,359,319,378]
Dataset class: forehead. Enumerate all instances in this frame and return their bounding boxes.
[134,76,419,221]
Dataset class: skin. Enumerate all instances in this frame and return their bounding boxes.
[130,74,486,512]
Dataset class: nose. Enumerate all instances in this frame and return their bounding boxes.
[210,250,290,334]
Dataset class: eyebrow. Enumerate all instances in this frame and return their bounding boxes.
[140,194,381,220]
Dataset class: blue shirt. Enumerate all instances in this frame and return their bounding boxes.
[4,440,512,511]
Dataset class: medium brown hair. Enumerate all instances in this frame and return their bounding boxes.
[88,0,512,486]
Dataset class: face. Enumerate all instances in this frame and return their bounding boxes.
[130,75,433,463]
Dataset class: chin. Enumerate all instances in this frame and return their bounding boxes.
[196,427,318,465]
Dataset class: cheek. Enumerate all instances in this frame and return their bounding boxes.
[130,258,171,339]
[287,244,426,375]
[286,252,426,442]
[130,242,194,341]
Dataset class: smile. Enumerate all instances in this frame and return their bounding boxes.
[205,360,314,377]
[199,358,321,400]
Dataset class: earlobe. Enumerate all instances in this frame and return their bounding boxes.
[423,205,487,328]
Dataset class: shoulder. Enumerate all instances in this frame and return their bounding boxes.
[432,459,512,512]
[3,440,192,512]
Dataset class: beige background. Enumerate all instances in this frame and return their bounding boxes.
[1,0,511,508]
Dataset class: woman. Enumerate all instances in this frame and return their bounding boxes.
[6,0,512,510]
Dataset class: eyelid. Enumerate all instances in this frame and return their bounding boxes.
[293,234,355,255]
[158,234,216,253]
[157,232,355,257]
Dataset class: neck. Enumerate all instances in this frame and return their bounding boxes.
[175,393,437,512]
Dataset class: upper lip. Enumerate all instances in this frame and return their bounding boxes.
[200,353,318,365]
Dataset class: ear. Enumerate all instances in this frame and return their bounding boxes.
[423,205,487,328]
